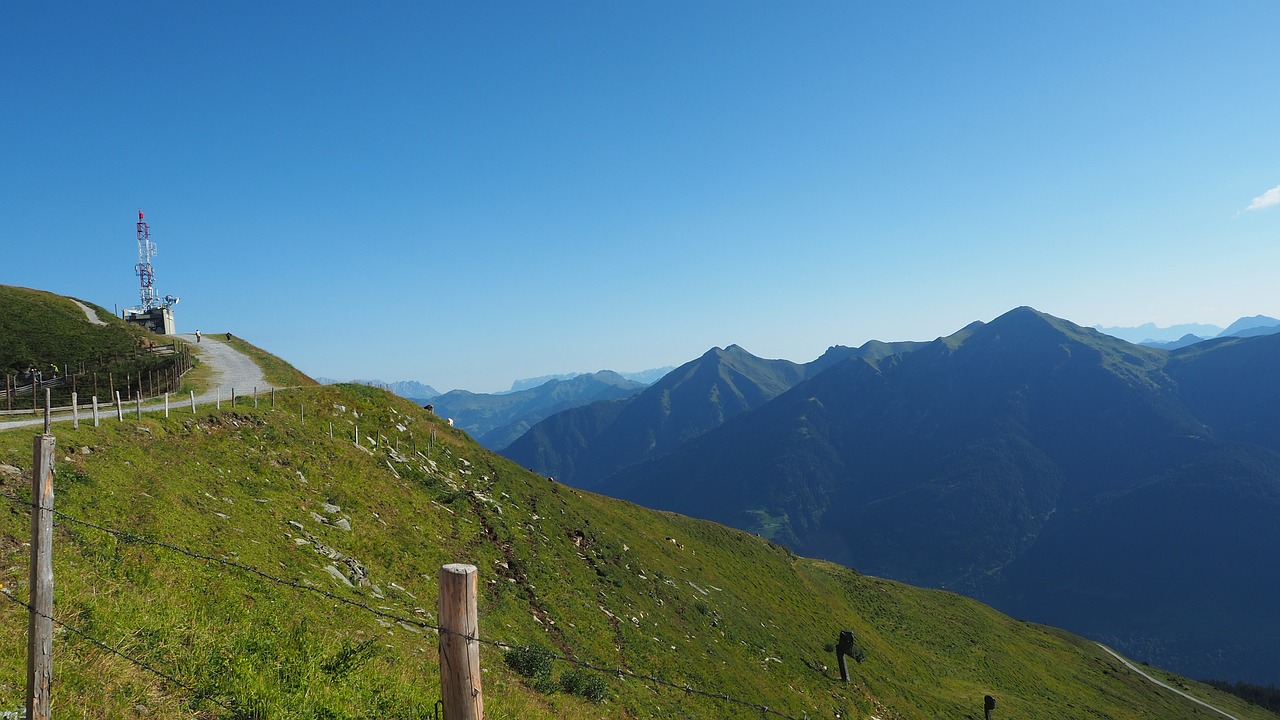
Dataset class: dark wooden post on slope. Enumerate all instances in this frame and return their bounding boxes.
[835,630,865,683]
[439,563,485,720]
[27,431,56,720]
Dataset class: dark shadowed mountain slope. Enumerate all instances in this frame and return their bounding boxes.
[602,307,1280,683]
[502,340,927,487]
[429,371,645,450]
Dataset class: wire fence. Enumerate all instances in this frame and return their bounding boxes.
[0,445,813,720]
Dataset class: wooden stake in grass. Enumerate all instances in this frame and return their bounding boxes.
[439,564,485,720]
[115,391,123,421]
[72,392,79,429]
[190,390,196,414]
[92,395,100,427]
[165,392,170,418]
[27,432,55,720]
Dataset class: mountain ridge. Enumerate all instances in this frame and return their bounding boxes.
[591,306,1280,683]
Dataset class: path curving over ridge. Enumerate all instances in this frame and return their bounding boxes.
[69,298,106,326]
[1097,644,1240,720]
[0,334,275,431]
[176,334,273,405]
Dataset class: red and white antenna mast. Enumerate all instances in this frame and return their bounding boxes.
[130,209,178,313]
[134,209,160,311]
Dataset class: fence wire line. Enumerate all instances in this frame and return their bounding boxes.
[0,588,237,713]
[0,489,811,720]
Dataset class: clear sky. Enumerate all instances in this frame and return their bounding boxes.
[3,2,1277,392]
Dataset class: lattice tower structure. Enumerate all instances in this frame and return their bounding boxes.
[134,209,159,311]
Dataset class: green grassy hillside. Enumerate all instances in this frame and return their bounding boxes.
[0,382,1272,719]
[1,285,193,409]
[0,290,1273,719]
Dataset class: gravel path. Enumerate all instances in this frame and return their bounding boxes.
[177,334,273,404]
[1096,644,1240,720]
[0,335,273,431]
[69,298,106,326]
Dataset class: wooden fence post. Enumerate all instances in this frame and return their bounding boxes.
[92,395,100,427]
[72,392,79,429]
[190,390,196,414]
[231,388,236,407]
[164,392,170,418]
[271,388,275,409]
[115,391,123,421]
[354,424,359,445]
[136,393,142,420]
[253,387,258,409]
[329,421,333,439]
[301,404,305,424]
[439,564,484,720]
[27,432,56,720]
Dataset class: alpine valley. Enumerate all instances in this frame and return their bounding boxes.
[504,307,1280,685]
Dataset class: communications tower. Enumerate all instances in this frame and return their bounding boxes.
[124,209,179,334]
[135,210,160,311]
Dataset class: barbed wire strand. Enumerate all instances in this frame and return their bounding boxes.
[1,472,812,719]
[0,587,238,714]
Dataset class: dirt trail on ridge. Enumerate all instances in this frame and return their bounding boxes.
[0,335,273,431]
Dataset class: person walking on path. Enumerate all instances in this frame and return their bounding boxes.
[196,329,202,343]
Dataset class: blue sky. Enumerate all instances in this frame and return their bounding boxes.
[3,2,1277,392]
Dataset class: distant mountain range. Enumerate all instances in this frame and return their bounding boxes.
[503,308,1280,684]
[315,378,440,399]
[1096,315,1280,348]
[429,371,647,450]
[502,340,926,487]
[509,367,673,392]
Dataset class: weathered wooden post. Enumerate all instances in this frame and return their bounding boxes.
[92,395,100,427]
[439,563,485,720]
[354,424,359,445]
[835,630,865,683]
[136,393,142,420]
[164,392,170,418]
[329,421,333,439]
[27,431,55,720]
[301,404,305,424]
[253,386,258,408]
[115,391,123,421]
[216,390,221,410]
[231,388,236,407]
[271,387,275,409]
[72,392,79,429]
[190,390,196,413]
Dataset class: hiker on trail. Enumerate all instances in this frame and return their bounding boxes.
[195,329,201,343]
